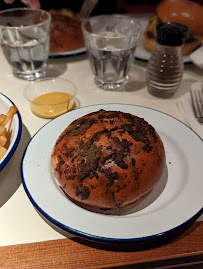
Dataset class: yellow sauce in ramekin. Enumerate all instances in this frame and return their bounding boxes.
[30,92,74,119]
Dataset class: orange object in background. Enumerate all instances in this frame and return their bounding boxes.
[157,0,203,40]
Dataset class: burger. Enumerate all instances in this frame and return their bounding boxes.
[49,8,84,53]
[51,110,165,209]
[143,0,203,56]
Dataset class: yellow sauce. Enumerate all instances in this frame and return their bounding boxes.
[30,92,74,119]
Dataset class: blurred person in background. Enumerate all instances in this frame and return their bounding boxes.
[3,0,40,9]
[1,0,202,15]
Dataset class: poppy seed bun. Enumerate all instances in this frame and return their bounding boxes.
[51,110,165,209]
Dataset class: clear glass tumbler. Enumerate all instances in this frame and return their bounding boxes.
[82,15,141,90]
[0,8,51,80]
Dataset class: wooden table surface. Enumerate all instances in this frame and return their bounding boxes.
[0,221,202,268]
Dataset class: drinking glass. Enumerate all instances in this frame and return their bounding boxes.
[82,15,141,90]
[0,8,51,80]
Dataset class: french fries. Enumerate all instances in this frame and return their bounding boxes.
[0,106,18,160]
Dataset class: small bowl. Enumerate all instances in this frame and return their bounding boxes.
[0,93,22,171]
[24,77,76,119]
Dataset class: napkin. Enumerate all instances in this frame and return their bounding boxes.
[189,45,203,69]
[177,83,203,140]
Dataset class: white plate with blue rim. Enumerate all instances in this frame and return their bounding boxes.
[21,104,203,243]
[49,47,86,58]
[0,93,22,171]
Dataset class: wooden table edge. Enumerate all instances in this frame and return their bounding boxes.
[0,221,202,268]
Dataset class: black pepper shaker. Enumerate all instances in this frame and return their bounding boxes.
[146,22,190,98]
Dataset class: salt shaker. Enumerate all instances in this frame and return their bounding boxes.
[146,22,189,98]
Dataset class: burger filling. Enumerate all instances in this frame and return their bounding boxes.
[145,16,199,45]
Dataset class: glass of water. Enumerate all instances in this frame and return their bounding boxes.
[0,8,51,81]
[82,15,141,90]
